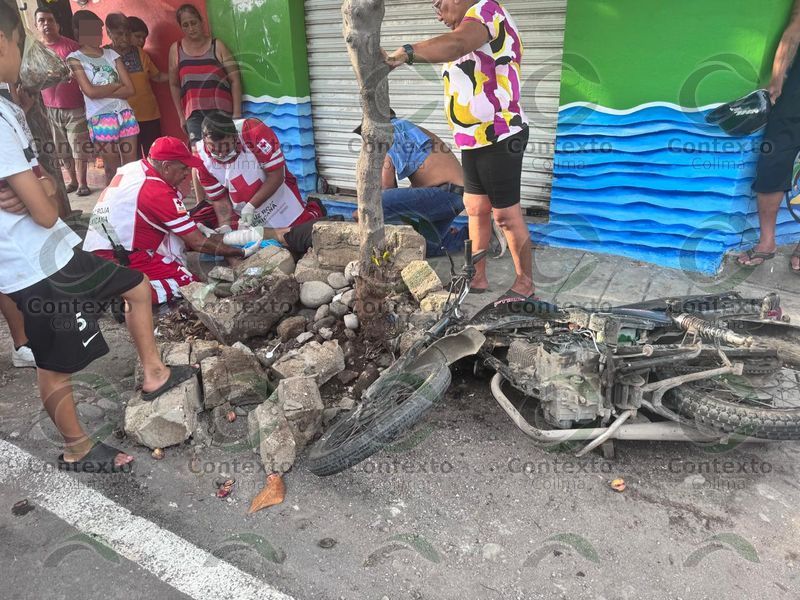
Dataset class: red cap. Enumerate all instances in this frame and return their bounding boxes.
[148,137,204,169]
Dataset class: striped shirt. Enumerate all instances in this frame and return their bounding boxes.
[177,38,233,119]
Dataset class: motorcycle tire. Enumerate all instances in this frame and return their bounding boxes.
[662,365,800,440]
[306,361,452,476]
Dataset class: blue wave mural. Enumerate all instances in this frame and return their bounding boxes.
[546,104,800,273]
[243,99,317,198]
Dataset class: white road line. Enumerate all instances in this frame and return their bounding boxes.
[0,439,295,600]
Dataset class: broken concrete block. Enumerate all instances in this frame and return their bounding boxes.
[200,346,270,410]
[402,260,443,302]
[277,376,324,447]
[208,266,235,282]
[187,273,299,344]
[162,342,191,366]
[300,281,336,309]
[296,332,315,345]
[294,253,337,284]
[124,377,200,449]
[271,340,345,385]
[327,272,349,290]
[276,316,308,342]
[233,245,296,278]
[182,281,218,310]
[248,395,296,474]
[184,252,218,284]
[312,223,425,269]
[419,290,451,313]
[213,282,233,298]
[189,340,221,364]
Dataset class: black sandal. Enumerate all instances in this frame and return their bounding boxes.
[76,185,92,197]
[58,442,133,474]
[736,248,776,267]
[141,365,199,402]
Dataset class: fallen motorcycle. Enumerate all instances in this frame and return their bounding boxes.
[307,242,800,476]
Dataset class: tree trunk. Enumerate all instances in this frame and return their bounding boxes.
[342,0,394,339]
[5,0,72,219]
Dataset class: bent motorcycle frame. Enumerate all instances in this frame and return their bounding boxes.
[405,326,761,453]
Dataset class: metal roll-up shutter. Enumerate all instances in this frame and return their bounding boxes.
[304,0,566,211]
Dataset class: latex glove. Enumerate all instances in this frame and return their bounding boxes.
[239,203,256,227]
[196,223,216,238]
[223,226,264,247]
[241,242,262,259]
[215,224,233,235]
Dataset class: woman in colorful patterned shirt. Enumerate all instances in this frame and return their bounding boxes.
[386,0,534,300]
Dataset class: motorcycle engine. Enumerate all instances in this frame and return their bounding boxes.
[507,336,606,429]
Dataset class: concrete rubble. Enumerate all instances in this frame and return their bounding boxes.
[124,224,456,474]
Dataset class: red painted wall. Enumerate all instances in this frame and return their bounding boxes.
[69,0,209,141]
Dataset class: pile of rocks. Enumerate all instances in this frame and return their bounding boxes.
[124,221,452,474]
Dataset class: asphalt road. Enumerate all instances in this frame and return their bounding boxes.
[1,316,799,600]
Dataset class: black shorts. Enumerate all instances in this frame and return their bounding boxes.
[8,250,144,373]
[753,89,800,194]
[137,118,162,159]
[462,127,529,209]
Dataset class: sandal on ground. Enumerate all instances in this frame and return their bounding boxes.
[76,185,92,197]
[495,288,539,303]
[736,248,776,267]
[64,182,79,194]
[791,247,800,273]
[58,442,133,474]
[141,365,199,402]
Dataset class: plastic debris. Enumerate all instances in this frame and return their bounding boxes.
[216,479,235,499]
[248,473,286,514]
[610,478,626,492]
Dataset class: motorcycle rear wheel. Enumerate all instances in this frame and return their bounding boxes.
[662,365,800,440]
[307,361,452,476]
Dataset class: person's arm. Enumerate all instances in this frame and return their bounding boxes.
[5,170,58,228]
[0,184,28,215]
[167,43,186,128]
[181,228,246,257]
[143,50,169,84]
[108,58,135,99]
[216,40,242,119]
[210,194,235,229]
[384,20,489,68]
[770,0,800,103]
[68,58,123,99]
[382,155,398,189]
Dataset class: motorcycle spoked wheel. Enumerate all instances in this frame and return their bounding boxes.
[306,361,452,476]
[660,363,800,440]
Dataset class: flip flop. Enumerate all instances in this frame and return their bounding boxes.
[495,288,539,303]
[469,287,489,294]
[141,365,199,402]
[76,185,92,197]
[58,442,133,474]
[65,182,79,194]
[736,248,775,267]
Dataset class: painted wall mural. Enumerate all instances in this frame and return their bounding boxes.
[207,0,317,197]
[547,0,799,273]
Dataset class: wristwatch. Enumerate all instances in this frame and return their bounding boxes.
[403,44,415,66]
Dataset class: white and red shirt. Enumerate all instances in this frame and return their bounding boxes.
[83,159,198,264]
[196,118,313,228]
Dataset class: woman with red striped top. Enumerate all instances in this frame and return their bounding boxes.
[167,4,241,146]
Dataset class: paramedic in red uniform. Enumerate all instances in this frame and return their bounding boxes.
[194,110,324,255]
[83,136,257,304]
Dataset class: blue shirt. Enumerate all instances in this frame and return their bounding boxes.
[388,118,433,181]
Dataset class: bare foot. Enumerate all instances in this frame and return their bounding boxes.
[792,244,800,272]
[471,276,489,292]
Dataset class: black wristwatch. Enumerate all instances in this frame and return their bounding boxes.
[403,43,415,65]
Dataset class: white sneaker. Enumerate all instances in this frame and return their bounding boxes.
[11,345,36,368]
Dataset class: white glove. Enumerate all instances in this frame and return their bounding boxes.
[197,223,216,238]
[241,242,262,259]
[223,227,264,246]
[215,224,233,235]
[239,203,256,228]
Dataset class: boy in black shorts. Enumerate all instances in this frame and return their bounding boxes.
[0,6,195,473]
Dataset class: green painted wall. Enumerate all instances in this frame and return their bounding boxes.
[206,0,310,99]
[561,0,794,108]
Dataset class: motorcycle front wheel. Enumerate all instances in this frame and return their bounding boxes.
[306,360,452,476]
